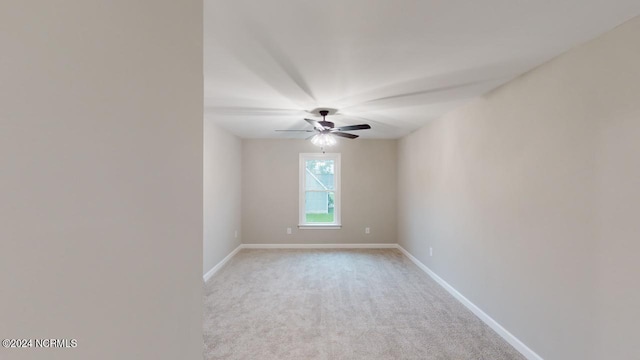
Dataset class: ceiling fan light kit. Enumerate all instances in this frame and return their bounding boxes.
[276,109,371,148]
[310,133,337,147]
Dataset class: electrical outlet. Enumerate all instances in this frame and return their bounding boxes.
[234,230,238,238]
[365,227,370,234]
[287,227,292,235]
[430,247,433,256]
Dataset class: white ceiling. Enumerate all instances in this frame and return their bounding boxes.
[204,0,639,139]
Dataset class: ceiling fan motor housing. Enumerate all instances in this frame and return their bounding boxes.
[318,110,334,128]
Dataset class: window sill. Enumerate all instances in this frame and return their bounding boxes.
[298,224,342,230]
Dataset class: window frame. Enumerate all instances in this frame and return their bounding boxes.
[298,153,341,229]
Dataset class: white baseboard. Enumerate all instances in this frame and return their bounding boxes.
[397,245,543,360]
[241,243,398,249]
[203,244,243,283]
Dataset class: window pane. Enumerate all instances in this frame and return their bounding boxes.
[305,191,334,223]
[305,160,334,190]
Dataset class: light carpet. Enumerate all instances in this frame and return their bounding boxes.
[203,249,525,359]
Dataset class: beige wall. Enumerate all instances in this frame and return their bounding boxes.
[398,16,640,360]
[204,122,242,275]
[0,2,203,359]
[243,139,397,244]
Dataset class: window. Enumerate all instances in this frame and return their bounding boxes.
[299,153,341,229]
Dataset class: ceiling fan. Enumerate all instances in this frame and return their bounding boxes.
[276,110,371,146]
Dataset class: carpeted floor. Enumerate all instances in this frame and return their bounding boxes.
[203,249,524,359]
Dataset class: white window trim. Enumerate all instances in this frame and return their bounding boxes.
[298,153,341,229]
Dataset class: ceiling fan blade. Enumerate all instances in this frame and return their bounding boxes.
[305,118,325,131]
[275,129,314,132]
[334,114,406,134]
[305,134,316,140]
[333,124,371,132]
[332,132,359,139]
